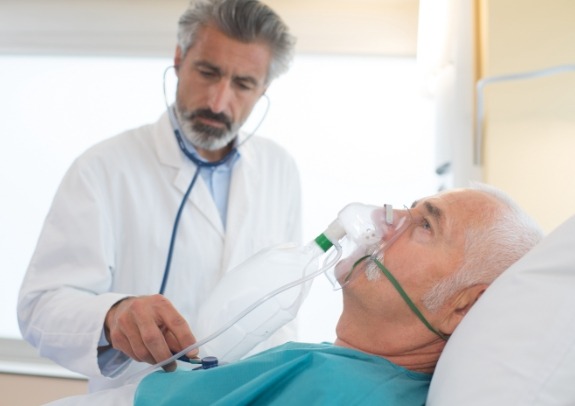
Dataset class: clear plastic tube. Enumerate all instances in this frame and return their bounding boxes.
[127,239,342,383]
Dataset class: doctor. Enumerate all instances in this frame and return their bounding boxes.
[17,0,300,392]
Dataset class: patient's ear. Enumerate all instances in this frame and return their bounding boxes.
[439,284,488,335]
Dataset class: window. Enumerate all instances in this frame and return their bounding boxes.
[0,54,436,346]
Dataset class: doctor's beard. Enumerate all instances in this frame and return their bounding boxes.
[175,103,239,151]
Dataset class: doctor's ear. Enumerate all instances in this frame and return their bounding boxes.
[174,46,183,74]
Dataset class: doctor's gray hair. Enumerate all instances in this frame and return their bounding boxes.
[422,183,544,312]
[177,0,295,83]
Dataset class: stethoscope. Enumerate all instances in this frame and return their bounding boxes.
[159,66,270,295]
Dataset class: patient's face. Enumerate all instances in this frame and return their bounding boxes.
[338,189,499,339]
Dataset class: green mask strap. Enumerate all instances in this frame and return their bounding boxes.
[350,255,449,341]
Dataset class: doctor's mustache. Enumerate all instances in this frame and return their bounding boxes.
[184,108,232,131]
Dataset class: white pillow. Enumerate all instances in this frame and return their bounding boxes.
[427,215,575,406]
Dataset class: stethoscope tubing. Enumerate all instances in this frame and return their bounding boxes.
[159,63,269,295]
[159,123,238,295]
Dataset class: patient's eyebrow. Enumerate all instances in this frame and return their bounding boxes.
[411,200,444,232]
[424,201,444,231]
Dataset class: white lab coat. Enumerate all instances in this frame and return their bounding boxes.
[17,111,302,391]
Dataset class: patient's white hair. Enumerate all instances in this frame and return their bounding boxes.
[422,183,544,312]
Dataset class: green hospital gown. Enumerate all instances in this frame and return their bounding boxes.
[134,342,431,405]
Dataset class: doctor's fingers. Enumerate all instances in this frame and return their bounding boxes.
[110,310,180,371]
[107,295,185,368]
[143,295,198,359]
[164,328,199,359]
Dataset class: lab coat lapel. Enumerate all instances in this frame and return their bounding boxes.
[175,168,224,236]
[154,112,224,236]
[222,145,260,271]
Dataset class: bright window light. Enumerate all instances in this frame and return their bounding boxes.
[0,54,437,343]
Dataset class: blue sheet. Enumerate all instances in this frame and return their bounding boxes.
[134,342,431,405]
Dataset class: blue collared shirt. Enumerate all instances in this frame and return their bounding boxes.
[180,135,240,229]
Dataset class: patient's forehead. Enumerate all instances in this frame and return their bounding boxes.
[414,189,499,234]
[422,189,497,212]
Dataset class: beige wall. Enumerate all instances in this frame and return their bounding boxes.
[0,373,87,405]
[0,0,418,57]
[268,0,418,55]
[479,0,575,232]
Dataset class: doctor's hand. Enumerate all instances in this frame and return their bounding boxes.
[104,294,199,372]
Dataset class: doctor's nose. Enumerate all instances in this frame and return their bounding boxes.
[207,80,234,114]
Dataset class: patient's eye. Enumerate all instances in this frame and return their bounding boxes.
[420,218,432,231]
[412,216,433,243]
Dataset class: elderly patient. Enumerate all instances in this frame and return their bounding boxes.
[49,185,543,405]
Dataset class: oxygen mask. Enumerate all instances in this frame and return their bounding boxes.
[324,203,412,290]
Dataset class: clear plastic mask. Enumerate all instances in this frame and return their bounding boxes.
[325,204,412,290]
